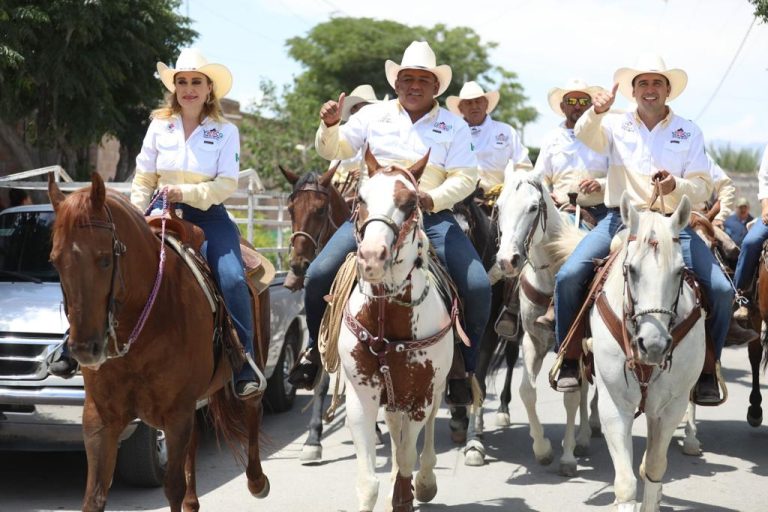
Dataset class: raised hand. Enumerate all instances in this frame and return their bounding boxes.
[319,92,346,127]
[593,83,619,114]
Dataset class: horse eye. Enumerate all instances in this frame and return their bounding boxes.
[527,204,538,213]
[97,255,111,269]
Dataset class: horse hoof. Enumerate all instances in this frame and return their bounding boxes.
[537,452,554,466]
[464,448,485,467]
[249,474,270,498]
[747,408,763,428]
[450,429,467,444]
[414,477,437,503]
[495,412,511,427]
[559,461,577,477]
[682,440,702,456]
[300,444,322,463]
[573,444,590,457]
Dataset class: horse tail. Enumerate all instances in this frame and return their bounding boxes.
[761,324,768,373]
[543,221,586,273]
[206,386,252,467]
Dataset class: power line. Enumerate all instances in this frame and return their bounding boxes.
[695,16,757,121]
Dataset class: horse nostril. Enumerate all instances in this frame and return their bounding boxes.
[636,337,646,353]
[511,254,520,267]
[91,342,100,357]
[378,246,387,261]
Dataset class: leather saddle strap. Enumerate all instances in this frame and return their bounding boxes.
[520,273,551,308]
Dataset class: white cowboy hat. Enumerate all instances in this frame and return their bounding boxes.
[157,48,233,99]
[613,53,688,102]
[547,79,606,116]
[445,81,500,116]
[341,84,382,121]
[385,41,452,97]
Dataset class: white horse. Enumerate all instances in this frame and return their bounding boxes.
[337,150,453,512]
[495,172,597,476]
[590,193,705,511]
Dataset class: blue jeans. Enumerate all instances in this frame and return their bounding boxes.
[554,210,733,360]
[734,219,768,292]
[304,211,491,372]
[179,203,255,382]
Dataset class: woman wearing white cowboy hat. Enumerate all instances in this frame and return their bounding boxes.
[446,81,531,192]
[291,40,489,407]
[553,53,752,404]
[130,48,261,399]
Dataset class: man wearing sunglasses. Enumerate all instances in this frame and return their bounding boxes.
[529,80,610,333]
[445,81,532,194]
[552,54,754,403]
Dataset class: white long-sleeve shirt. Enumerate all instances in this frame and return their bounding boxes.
[469,115,531,191]
[704,155,736,222]
[758,144,768,200]
[315,99,477,213]
[534,123,609,207]
[575,107,711,213]
[131,115,240,211]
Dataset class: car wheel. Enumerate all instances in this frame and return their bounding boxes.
[265,328,300,413]
[116,422,167,487]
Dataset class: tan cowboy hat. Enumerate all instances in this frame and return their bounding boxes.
[547,79,606,116]
[736,197,749,207]
[157,48,233,98]
[445,81,500,116]
[613,53,688,102]
[341,84,382,122]
[385,41,452,97]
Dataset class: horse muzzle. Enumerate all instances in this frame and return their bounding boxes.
[634,328,672,366]
[497,252,524,278]
[356,244,389,283]
[69,335,109,368]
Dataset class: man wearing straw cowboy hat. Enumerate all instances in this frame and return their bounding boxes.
[553,54,755,402]
[445,81,531,193]
[330,84,385,196]
[288,41,490,405]
[525,79,610,332]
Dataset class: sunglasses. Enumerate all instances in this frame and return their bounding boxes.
[564,97,591,106]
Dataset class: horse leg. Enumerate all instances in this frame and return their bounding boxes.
[160,412,197,512]
[496,332,520,427]
[414,397,440,503]
[81,400,126,512]
[596,384,636,511]
[388,414,424,512]
[747,334,764,427]
[574,381,592,455]
[589,386,602,437]
[681,401,702,456]
[518,332,553,465]
[301,370,330,462]
[559,383,582,477]
[347,387,379,512]
[182,415,201,512]
[448,405,468,444]
[639,396,690,512]
[245,400,270,498]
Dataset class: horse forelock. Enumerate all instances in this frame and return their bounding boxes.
[633,211,678,271]
[294,171,320,192]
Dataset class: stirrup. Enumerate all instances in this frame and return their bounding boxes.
[690,362,728,407]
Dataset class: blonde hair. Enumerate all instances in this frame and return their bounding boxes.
[151,75,226,124]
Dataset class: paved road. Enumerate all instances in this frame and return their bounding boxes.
[2,346,768,511]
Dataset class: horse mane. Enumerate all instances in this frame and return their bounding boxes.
[541,221,584,273]
[294,171,320,191]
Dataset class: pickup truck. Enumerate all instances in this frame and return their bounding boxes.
[0,203,307,486]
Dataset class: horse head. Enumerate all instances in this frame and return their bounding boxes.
[619,192,692,365]
[355,147,428,286]
[280,162,349,289]
[496,172,557,277]
[48,173,142,368]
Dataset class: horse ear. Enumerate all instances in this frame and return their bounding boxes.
[47,172,65,211]
[364,145,381,178]
[90,172,105,212]
[620,192,638,234]
[278,165,299,185]
[670,195,692,234]
[319,161,341,187]
[408,149,430,182]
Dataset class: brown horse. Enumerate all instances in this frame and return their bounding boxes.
[279,162,350,291]
[748,245,768,428]
[48,174,269,512]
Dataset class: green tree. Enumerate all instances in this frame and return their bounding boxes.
[242,17,538,188]
[751,0,768,20]
[0,0,195,180]
[709,144,761,173]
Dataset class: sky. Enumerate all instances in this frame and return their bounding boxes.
[180,0,768,151]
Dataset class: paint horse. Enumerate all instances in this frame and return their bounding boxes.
[338,150,453,512]
[48,174,269,512]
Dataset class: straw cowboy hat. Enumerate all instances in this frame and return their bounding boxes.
[445,81,500,116]
[547,79,606,116]
[385,41,452,97]
[157,48,233,98]
[341,84,383,122]
[613,53,688,102]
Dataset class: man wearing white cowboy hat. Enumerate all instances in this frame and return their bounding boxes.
[330,84,385,194]
[446,81,531,192]
[289,41,490,406]
[552,54,753,402]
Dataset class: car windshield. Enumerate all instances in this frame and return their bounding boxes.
[0,210,59,283]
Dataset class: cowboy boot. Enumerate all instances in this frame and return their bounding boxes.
[535,302,555,331]
[693,372,720,404]
[725,319,760,346]
[288,345,321,390]
[556,358,580,392]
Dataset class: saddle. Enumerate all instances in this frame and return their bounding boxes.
[145,212,274,375]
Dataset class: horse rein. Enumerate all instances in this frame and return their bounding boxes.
[288,181,338,257]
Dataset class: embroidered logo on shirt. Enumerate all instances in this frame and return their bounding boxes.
[166,122,176,133]
[621,121,635,132]
[433,121,452,133]
[203,128,224,140]
[495,133,509,143]
[671,128,690,140]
